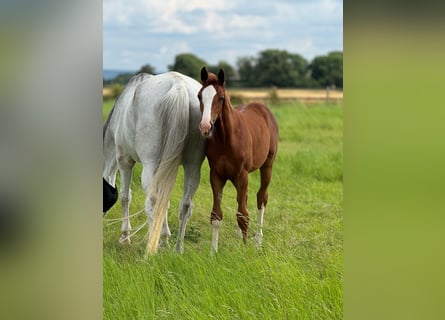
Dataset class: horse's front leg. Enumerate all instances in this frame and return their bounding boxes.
[234,170,250,243]
[175,161,202,254]
[210,169,226,254]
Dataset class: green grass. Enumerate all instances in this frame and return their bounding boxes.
[103,101,343,319]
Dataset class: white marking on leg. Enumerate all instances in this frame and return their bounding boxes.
[211,219,222,254]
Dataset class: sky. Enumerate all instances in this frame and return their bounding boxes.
[103,0,343,72]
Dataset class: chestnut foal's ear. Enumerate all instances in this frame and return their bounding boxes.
[200,66,208,83]
[217,68,225,85]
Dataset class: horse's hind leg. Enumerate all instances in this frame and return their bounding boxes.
[118,156,135,243]
[161,202,171,247]
[175,161,201,254]
[234,170,250,243]
[210,170,226,254]
[256,164,273,248]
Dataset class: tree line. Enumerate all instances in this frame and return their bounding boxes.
[104,49,342,89]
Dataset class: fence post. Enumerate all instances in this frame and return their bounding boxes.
[326,86,330,104]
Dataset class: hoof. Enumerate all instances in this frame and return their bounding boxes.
[119,232,131,244]
[175,242,184,254]
[159,236,170,250]
[255,232,263,248]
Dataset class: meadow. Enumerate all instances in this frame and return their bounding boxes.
[103,99,343,319]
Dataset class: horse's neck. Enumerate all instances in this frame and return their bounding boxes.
[217,98,238,143]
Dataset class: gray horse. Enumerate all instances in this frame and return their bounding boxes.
[103,72,205,256]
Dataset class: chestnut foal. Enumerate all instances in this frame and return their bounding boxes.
[198,67,278,253]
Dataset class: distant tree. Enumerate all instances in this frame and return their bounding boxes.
[168,53,207,81]
[137,64,156,75]
[103,72,134,86]
[289,53,310,87]
[236,50,310,88]
[237,56,256,87]
[217,61,236,79]
[309,51,343,88]
[208,61,236,86]
[254,49,309,87]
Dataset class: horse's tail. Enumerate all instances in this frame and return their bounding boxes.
[145,78,190,256]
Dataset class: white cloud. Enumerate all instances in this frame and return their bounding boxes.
[104,0,235,33]
[103,0,343,71]
[103,0,136,26]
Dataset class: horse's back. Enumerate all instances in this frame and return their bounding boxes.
[135,71,202,134]
[132,72,204,163]
[108,71,204,165]
[109,73,153,125]
[228,102,277,170]
[237,102,278,152]
[133,72,200,114]
[237,102,274,125]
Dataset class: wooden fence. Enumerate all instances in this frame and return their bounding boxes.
[103,87,343,104]
[227,88,343,104]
